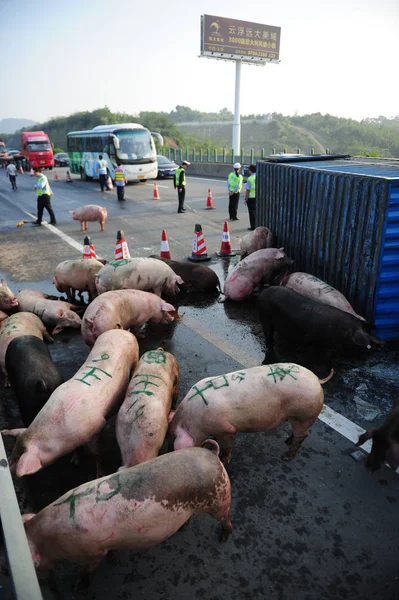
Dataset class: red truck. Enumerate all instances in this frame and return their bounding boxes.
[21,131,54,170]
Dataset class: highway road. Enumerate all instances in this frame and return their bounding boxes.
[0,167,398,600]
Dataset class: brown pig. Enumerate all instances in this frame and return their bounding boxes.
[81,289,177,346]
[21,443,232,573]
[357,404,399,472]
[168,364,324,463]
[0,279,18,311]
[2,330,139,477]
[116,348,179,468]
[150,256,221,293]
[0,312,52,385]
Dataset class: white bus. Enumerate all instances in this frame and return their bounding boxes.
[67,123,163,183]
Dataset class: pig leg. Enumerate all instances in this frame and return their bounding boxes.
[282,418,316,460]
[261,318,276,364]
[43,330,53,343]
[80,221,85,232]
[217,432,237,465]
[1,366,10,388]
[100,221,105,232]
[86,434,106,478]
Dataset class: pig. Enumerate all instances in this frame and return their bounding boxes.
[169,364,324,463]
[16,289,82,334]
[281,272,366,321]
[150,256,221,293]
[356,404,399,472]
[116,348,179,468]
[2,329,139,477]
[81,290,177,346]
[0,310,8,324]
[240,226,274,260]
[0,312,52,386]
[5,336,64,426]
[223,248,293,302]
[0,279,18,311]
[258,286,384,371]
[20,443,232,573]
[95,258,184,298]
[53,258,104,302]
[69,205,108,232]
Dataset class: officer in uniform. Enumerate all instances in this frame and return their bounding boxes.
[33,167,57,225]
[244,164,256,230]
[227,162,243,221]
[174,160,190,213]
[114,161,127,201]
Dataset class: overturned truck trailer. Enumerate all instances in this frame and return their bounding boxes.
[256,155,399,340]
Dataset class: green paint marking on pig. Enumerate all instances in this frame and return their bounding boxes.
[96,476,122,502]
[267,365,300,383]
[188,372,246,407]
[54,486,95,525]
[75,366,112,386]
[92,353,110,362]
[127,373,164,402]
[142,350,167,364]
[132,404,145,423]
[110,259,129,269]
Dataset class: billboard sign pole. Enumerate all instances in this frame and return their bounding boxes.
[200,14,281,159]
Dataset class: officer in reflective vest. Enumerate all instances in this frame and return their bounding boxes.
[96,154,109,192]
[227,162,243,221]
[244,164,256,230]
[33,167,57,225]
[174,160,190,213]
[114,161,127,201]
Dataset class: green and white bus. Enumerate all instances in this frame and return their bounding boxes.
[67,123,163,183]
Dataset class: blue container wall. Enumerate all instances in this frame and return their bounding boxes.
[257,162,399,338]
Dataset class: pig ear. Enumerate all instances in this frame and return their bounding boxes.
[167,410,176,424]
[162,301,175,313]
[356,429,377,446]
[176,276,184,285]
[22,513,36,524]
[16,452,42,477]
[68,210,74,214]
[2,428,26,438]
[52,326,63,335]
[202,439,221,457]
[85,317,94,329]
[276,249,286,259]
[114,322,123,330]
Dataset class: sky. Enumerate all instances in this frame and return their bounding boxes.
[0,0,398,124]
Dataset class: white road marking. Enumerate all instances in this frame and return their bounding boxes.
[182,315,397,473]
[188,176,226,183]
[145,183,169,188]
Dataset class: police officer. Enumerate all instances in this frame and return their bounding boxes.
[227,162,243,221]
[174,160,190,213]
[244,164,256,230]
[96,154,109,192]
[33,167,57,225]
[114,161,127,201]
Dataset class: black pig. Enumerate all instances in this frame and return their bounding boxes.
[150,256,221,292]
[5,335,63,425]
[357,404,399,472]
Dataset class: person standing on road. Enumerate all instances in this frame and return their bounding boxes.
[174,160,190,213]
[96,154,109,192]
[244,164,256,230]
[6,161,18,190]
[33,167,57,225]
[114,161,127,201]
[227,162,243,221]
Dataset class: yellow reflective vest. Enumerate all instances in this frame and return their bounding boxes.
[175,167,186,187]
[36,174,51,196]
[248,174,256,198]
[228,171,243,193]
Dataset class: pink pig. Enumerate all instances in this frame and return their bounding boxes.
[116,348,179,468]
[169,363,325,464]
[81,289,177,346]
[0,279,18,311]
[223,248,293,301]
[240,226,274,260]
[69,205,108,232]
[2,329,139,477]
[20,444,232,573]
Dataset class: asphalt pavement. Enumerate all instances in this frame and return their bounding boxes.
[0,167,398,600]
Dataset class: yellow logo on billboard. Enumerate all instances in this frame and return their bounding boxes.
[211,21,220,34]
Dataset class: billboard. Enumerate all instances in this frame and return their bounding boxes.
[201,15,281,64]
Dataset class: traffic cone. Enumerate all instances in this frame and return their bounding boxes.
[153,183,160,199]
[66,170,72,183]
[30,168,34,176]
[107,176,113,190]
[115,230,131,260]
[19,166,23,175]
[206,188,214,209]
[83,236,97,259]
[216,221,236,257]
[53,171,59,181]
[188,224,211,262]
[160,229,171,259]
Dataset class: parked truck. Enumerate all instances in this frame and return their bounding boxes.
[21,131,54,170]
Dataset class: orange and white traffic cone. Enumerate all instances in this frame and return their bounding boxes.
[188,224,211,262]
[53,171,59,181]
[216,221,236,257]
[82,236,97,259]
[206,188,214,209]
[19,166,23,175]
[30,168,34,176]
[107,175,113,190]
[66,170,72,183]
[114,230,131,260]
[153,183,160,199]
[160,229,171,259]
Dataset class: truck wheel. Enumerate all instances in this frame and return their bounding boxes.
[49,166,53,171]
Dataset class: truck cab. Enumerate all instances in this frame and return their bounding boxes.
[21,131,54,170]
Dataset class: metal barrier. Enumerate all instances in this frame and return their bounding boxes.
[161,147,330,163]
[0,435,43,599]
